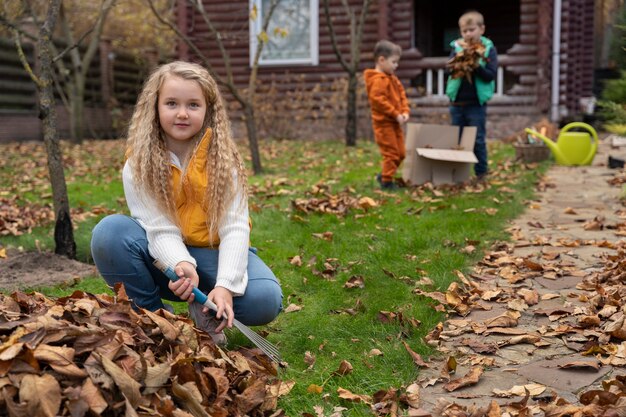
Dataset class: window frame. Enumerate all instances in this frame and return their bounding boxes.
[249,0,319,67]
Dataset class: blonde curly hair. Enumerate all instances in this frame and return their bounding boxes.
[126,61,247,235]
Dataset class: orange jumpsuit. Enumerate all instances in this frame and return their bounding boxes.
[364,69,410,183]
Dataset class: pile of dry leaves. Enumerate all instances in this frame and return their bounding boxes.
[446,40,487,83]
[291,184,378,216]
[0,285,289,417]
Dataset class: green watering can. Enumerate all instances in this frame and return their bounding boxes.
[524,122,598,166]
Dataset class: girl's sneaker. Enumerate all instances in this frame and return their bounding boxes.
[188,303,227,345]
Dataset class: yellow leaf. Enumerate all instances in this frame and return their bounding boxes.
[307,384,323,394]
[250,4,258,21]
[0,247,6,258]
[258,31,269,43]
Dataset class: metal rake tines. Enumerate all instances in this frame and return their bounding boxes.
[233,319,281,362]
[152,259,282,362]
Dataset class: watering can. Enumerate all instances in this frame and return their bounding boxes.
[524,122,598,166]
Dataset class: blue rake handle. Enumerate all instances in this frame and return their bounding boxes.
[153,260,281,363]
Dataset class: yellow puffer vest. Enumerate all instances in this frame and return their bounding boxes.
[171,129,220,248]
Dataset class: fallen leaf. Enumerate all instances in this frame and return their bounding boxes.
[443,366,483,392]
[337,387,371,403]
[284,303,302,313]
[19,374,61,417]
[402,341,429,368]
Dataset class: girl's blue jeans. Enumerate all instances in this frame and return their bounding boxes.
[90,214,283,326]
[449,104,488,176]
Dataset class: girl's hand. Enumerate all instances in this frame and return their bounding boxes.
[208,286,234,332]
[169,261,199,302]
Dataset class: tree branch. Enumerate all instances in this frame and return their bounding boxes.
[52,25,94,63]
[248,0,280,98]
[0,14,37,41]
[323,0,350,72]
[11,28,42,87]
[79,0,116,78]
[190,0,235,87]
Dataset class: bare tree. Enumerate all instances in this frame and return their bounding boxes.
[1,0,76,258]
[323,0,372,146]
[147,0,280,174]
[55,0,116,143]
[4,1,117,143]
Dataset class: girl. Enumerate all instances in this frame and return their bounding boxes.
[90,61,282,344]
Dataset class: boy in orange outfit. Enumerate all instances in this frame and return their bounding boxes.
[364,40,410,190]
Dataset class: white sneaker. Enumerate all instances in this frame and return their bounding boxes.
[188,303,227,346]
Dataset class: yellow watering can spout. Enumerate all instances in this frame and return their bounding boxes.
[524,127,565,163]
[524,122,598,166]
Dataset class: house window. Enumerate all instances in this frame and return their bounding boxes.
[249,0,319,66]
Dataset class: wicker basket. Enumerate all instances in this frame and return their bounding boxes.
[514,143,551,163]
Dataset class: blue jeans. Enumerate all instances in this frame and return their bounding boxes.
[449,104,488,176]
[90,214,283,326]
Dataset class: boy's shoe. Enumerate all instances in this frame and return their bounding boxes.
[380,181,398,190]
[376,173,383,186]
[189,302,227,346]
[475,172,489,182]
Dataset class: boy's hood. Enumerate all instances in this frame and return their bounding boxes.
[364,69,389,85]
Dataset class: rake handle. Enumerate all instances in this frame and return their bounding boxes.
[153,260,225,319]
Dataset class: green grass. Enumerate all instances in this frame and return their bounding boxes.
[0,138,547,415]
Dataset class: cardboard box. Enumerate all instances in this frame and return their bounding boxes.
[402,123,477,186]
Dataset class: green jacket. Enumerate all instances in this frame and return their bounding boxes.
[445,36,495,105]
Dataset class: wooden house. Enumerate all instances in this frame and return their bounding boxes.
[178,0,608,140]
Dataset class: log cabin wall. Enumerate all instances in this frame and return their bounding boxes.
[181,0,422,140]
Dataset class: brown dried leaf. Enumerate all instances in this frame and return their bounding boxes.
[402,341,429,368]
[143,309,179,341]
[289,255,302,266]
[101,354,142,408]
[344,275,365,289]
[172,378,211,417]
[284,303,302,313]
[443,366,483,392]
[337,387,371,403]
[19,374,61,417]
[333,360,353,376]
[557,360,601,371]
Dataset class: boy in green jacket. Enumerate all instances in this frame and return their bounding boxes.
[446,10,498,180]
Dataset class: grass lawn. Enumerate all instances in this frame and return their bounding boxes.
[0,138,546,415]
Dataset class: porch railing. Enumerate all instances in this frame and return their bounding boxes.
[414,54,509,97]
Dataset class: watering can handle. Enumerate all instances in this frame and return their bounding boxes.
[560,122,599,146]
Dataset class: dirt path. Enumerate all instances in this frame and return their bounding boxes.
[0,248,96,291]
[417,135,626,413]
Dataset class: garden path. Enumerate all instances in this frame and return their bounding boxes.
[417,134,626,413]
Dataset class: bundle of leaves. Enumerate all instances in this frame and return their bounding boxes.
[446,40,487,83]
[0,285,286,417]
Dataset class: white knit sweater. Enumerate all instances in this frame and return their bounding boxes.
[122,156,250,296]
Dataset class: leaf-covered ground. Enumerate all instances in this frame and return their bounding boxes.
[0,137,565,416]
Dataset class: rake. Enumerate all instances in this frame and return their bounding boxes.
[153,259,281,363]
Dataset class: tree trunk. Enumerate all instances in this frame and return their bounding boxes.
[243,104,263,174]
[39,5,76,259]
[345,72,358,147]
